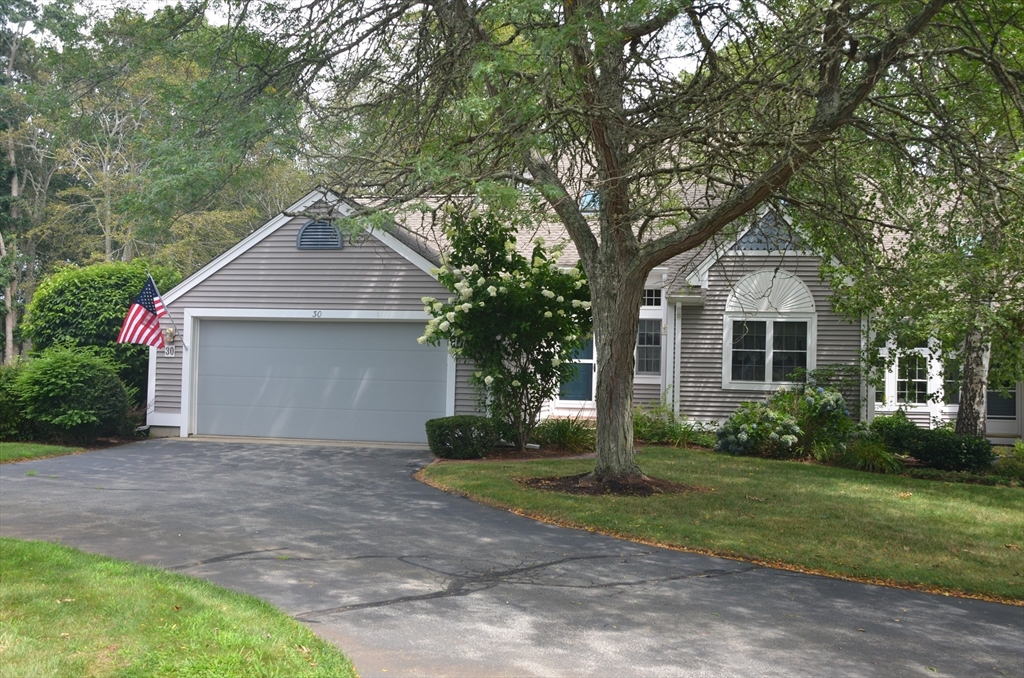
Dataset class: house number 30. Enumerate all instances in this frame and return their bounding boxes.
[311,310,322,318]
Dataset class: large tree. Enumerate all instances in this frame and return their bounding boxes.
[242,0,1017,480]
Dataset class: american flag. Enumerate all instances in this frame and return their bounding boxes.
[117,275,169,348]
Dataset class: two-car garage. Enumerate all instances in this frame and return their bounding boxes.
[191,319,449,443]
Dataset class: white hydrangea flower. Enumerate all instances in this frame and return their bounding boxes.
[533,257,544,268]
[568,268,580,278]
[511,380,521,387]
[417,336,427,344]
[504,240,516,253]
[499,286,507,293]
[551,357,561,367]
[484,375,494,386]
[439,320,450,331]
[487,286,497,296]
[475,371,482,378]
[478,302,485,307]
[544,311,553,318]
[571,299,581,307]
[574,280,584,289]
[556,295,564,302]
[423,306,431,314]
[541,289,555,298]
[421,296,435,304]
[432,302,443,312]
[547,332,553,337]
[475,246,486,255]
[557,309,565,316]
[580,301,591,309]
[477,276,486,286]
[461,303,473,312]
[446,312,456,322]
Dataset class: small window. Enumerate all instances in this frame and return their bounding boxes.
[988,386,1017,420]
[296,220,343,250]
[642,288,662,306]
[636,319,661,375]
[560,338,595,400]
[579,190,600,213]
[772,321,807,381]
[897,354,929,404]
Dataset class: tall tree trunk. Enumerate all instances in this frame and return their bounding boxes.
[955,327,991,437]
[3,133,20,364]
[0,231,13,365]
[590,262,647,480]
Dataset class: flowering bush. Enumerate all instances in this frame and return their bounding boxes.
[419,210,592,450]
[715,402,802,458]
[767,384,855,457]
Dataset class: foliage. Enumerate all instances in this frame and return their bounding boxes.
[0,538,357,677]
[766,385,856,457]
[870,410,923,454]
[23,261,180,405]
[532,416,595,454]
[715,402,802,458]
[263,0,1010,478]
[899,467,1020,488]
[420,211,591,450]
[14,346,130,444]
[633,401,716,448]
[0,361,34,441]
[909,429,995,474]
[835,437,905,475]
[424,415,500,460]
[996,442,1024,482]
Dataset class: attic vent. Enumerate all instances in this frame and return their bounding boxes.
[296,220,343,250]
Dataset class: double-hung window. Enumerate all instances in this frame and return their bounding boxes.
[722,270,816,390]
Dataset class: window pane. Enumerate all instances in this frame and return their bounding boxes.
[560,363,593,400]
[732,350,766,382]
[636,319,661,374]
[732,321,766,350]
[570,337,593,361]
[988,389,1016,419]
[897,354,929,404]
[773,350,807,381]
[642,289,662,306]
[773,322,807,351]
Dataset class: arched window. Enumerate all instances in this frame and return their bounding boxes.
[722,269,816,390]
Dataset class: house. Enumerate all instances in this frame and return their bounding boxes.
[146,188,1023,444]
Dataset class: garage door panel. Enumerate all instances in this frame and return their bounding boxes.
[197,375,445,410]
[195,319,446,443]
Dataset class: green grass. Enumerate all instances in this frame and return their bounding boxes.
[422,446,1024,601]
[0,538,357,677]
[0,443,83,464]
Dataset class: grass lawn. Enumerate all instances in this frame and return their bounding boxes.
[0,443,84,464]
[0,538,357,677]
[421,446,1024,602]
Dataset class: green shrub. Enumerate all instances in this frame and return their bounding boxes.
[767,385,855,456]
[424,415,499,459]
[716,402,802,458]
[15,347,131,444]
[0,361,35,441]
[24,261,181,406]
[870,410,923,454]
[835,436,905,474]
[633,401,716,448]
[532,415,595,453]
[905,428,995,472]
[996,442,1024,482]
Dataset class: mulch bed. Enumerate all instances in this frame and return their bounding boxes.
[518,472,708,497]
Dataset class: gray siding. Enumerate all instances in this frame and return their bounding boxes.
[455,360,486,415]
[675,253,861,423]
[634,382,663,409]
[153,218,459,412]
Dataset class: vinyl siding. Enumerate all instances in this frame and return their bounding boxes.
[634,382,663,409]
[675,253,861,423]
[153,217,458,413]
[455,360,485,415]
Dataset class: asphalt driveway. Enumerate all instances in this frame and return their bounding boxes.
[0,439,1020,677]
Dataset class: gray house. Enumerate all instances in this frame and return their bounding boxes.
[146,188,1023,444]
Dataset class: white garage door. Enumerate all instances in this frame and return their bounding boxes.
[195,319,447,443]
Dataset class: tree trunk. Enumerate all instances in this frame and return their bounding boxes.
[955,327,991,437]
[590,263,647,480]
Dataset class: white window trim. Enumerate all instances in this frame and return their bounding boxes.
[721,312,817,391]
[636,306,663,383]
[873,342,941,413]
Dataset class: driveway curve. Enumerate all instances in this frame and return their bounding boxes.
[1,439,1020,677]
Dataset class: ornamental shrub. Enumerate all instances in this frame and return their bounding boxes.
[767,384,855,456]
[908,428,994,472]
[425,415,500,459]
[24,261,181,406]
[870,410,923,454]
[419,210,591,451]
[0,361,35,441]
[715,402,802,458]
[633,400,716,448]
[15,346,131,444]
[835,436,905,474]
[996,442,1024,482]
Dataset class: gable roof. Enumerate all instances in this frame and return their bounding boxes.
[162,188,441,304]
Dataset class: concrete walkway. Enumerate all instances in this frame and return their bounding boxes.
[1,439,1020,677]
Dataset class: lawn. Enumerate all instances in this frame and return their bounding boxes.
[0,443,84,464]
[421,446,1024,602]
[0,538,357,677]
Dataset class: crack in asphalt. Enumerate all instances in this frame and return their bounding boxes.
[167,547,289,569]
[292,555,760,620]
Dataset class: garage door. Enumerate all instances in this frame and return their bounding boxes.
[195,319,447,443]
